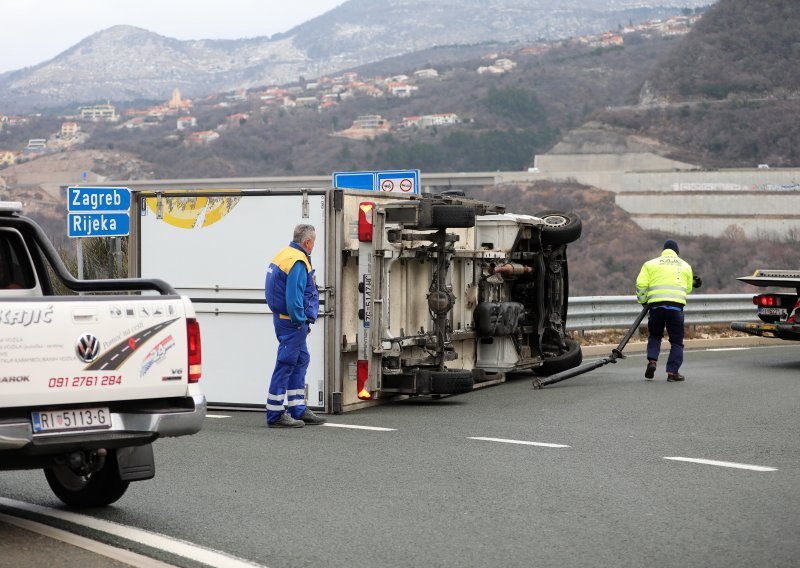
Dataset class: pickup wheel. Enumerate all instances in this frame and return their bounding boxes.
[536,210,582,245]
[537,338,582,376]
[44,452,130,508]
[430,370,474,394]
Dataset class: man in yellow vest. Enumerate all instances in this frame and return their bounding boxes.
[635,239,693,382]
[264,224,326,427]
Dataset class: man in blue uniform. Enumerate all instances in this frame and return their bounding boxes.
[264,224,326,428]
[635,239,694,382]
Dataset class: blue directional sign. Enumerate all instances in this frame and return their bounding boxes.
[333,170,420,194]
[68,186,131,212]
[69,212,130,237]
[67,186,131,238]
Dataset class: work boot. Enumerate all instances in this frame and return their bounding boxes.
[645,360,657,380]
[667,372,685,382]
[268,413,304,428]
[299,408,327,425]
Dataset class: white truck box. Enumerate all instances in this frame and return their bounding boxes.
[127,186,583,413]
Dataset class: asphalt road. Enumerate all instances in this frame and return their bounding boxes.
[1,344,798,568]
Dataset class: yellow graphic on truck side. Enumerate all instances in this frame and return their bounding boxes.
[145,195,241,229]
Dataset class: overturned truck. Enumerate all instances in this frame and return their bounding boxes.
[127,186,583,412]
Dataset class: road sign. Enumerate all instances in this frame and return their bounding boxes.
[67,186,131,238]
[68,186,131,212]
[68,212,130,237]
[333,170,420,194]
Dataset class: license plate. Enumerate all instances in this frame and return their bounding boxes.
[758,307,787,318]
[31,407,112,433]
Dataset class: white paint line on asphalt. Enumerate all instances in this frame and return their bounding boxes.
[468,437,571,448]
[663,457,777,472]
[0,497,264,567]
[706,347,750,352]
[205,414,231,419]
[0,512,174,568]
[323,423,397,431]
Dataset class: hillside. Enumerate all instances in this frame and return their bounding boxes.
[594,0,800,167]
[0,0,709,111]
[76,35,680,178]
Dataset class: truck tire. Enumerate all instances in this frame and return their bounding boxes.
[535,210,582,245]
[430,370,474,394]
[537,338,582,376]
[44,452,130,508]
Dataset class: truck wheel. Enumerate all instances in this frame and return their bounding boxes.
[538,338,582,376]
[535,210,582,245]
[44,452,130,508]
[430,370,474,394]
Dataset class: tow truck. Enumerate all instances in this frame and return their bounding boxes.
[730,269,800,341]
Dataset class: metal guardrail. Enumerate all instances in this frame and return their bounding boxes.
[567,294,754,331]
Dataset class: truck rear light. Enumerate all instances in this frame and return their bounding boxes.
[358,202,375,242]
[356,359,371,399]
[187,318,202,383]
[754,294,778,307]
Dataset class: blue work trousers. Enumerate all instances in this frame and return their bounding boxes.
[646,307,684,374]
[266,317,309,424]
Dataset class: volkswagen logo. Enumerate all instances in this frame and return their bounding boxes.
[76,333,101,363]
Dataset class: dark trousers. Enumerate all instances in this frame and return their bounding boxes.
[646,307,684,374]
[266,317,309,424]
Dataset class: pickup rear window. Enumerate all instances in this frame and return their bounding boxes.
[0,229,35,289]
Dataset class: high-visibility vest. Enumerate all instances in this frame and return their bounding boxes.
[265,243,319,322]
[635,249,693,306]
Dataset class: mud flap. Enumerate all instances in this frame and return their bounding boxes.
[117,444,155,481]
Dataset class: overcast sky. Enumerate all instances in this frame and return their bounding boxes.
[0,0,347,74]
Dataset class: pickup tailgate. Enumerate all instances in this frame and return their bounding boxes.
[1,296,192,408]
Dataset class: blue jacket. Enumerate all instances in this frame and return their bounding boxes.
[265,242,319,326]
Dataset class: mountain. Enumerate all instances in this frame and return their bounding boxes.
[0,0,711,111]
[594,0,800,167]
[645,0,800,101]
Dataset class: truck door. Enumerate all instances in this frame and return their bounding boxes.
[136,191,327,409]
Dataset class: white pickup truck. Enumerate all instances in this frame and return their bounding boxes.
[0,202,206,508]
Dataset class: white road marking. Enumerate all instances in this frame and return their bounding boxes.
[0,512,173,568]
[706,347,750,352]
[663,457,777,471]
[468,437,571,448]
[205,414,231,419]
[0,497,264,567]
[323,423,396,431]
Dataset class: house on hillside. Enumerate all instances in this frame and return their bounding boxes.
[185,130,220,145]
[78,103,118,122]
[402,114,460,129]
[24,139,47,154]
[60,122,79,138]
[414,68,439,80]
[335,115,391,140]
[176,116,197,130]
[226,113,249,127]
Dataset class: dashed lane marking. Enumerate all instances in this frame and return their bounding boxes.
[664,456,777,471]
[205,414,231,419]
[706,347,750,352]
[0,497,264,567]
[468,437,571,448]
[323,423,397,431]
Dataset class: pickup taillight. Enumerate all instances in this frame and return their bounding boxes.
[187,318,202,383]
